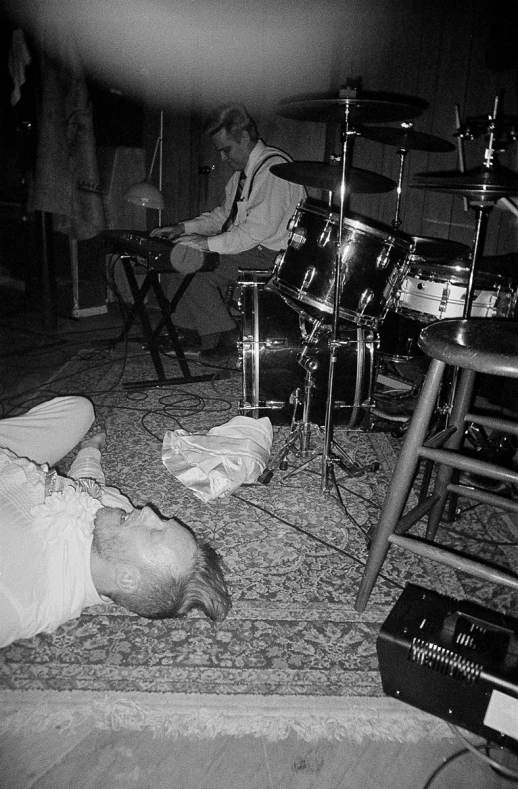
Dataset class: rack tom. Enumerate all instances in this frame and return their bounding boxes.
[389,237,518,321]
[271,200,411,327]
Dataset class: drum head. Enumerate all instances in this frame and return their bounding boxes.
[410,236,471,262]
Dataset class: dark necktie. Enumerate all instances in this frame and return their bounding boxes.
[222,171,246,232]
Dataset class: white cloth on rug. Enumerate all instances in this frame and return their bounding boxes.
[162,416,273,502]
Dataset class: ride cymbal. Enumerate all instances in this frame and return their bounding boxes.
[360,126,455,152]
[271,161,396,194]
[411,166,518,200]
[277,91,428,125]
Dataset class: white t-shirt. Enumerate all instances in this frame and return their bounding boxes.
[0,448,124,648]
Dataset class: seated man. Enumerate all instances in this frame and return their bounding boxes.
[151,103,305,356]
[0,400,230,648]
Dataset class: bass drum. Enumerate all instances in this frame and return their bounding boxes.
[377,310,425,360]
[236,269,375,427]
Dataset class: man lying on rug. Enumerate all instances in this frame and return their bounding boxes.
[0,396,230,649]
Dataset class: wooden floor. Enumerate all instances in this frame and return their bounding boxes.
[3,724,517,789]
[1,283,517,789]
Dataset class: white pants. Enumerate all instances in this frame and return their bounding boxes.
[0,396,95,466]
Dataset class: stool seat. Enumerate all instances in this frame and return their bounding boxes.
[418,319,518,378]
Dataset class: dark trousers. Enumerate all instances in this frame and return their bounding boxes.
[162,245,278,336]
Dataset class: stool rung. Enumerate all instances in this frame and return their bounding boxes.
[419,447,518,485]
[388,535,518,590]
[448,483,518,513]
[394,494,441,535]
[465,412,518,436]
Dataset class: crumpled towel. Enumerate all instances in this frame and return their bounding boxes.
[162,416,273,502]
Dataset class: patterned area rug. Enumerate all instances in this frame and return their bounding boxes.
[1,347,517,740]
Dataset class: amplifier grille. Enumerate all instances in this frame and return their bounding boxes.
[409,637,483,682]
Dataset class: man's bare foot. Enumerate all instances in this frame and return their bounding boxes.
[80,431,106,452]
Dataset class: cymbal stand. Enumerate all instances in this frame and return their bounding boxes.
[320,100,364,493]
[430,97,508,517]
[392,123,414,230]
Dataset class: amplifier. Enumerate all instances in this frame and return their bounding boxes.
[377,583,518,748]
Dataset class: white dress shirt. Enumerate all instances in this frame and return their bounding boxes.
[183,140,305,256]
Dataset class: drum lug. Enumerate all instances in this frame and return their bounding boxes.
[273,251,285,274]
[287,209,301,231]
[289,226,307,250]
[357,288,375,315]
[265,337,289,349]
[376,244,393,270]
[301,266,317,292]
[439,284,451,315]
[317,217,334,248]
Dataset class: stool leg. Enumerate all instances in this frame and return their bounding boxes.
[426,367,476,540]
[355,358,445,613]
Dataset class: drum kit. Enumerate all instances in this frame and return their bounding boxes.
[237,88,518,493]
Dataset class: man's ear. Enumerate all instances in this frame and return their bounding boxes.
[115,565,139,593]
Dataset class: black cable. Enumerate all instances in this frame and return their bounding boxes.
[231,490,405,591]
[422,748,469,789]
[447,724,518,781]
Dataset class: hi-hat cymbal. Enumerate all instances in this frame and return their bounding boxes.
[271,161,396,194]
[359,126,455,152]
[411,165,518,200]
[277,91,428,125]
[463,114,518,135]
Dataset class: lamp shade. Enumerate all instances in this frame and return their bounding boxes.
[124,180,165,210]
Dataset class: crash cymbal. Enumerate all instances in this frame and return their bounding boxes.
[411,165,518,201]
[271,161,396,194]
[360,126,455,152]
[277,91,427,125]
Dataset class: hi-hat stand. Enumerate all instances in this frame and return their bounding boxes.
[259,320,369,486]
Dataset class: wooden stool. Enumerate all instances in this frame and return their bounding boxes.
[355,318,518,613]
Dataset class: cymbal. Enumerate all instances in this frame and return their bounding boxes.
[271,161,397,194]
[359,126,455,152]
[411,165,518,200]
[277,91,428,125]
[463,114,518,135]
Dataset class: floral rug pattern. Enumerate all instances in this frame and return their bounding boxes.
[1,348,517,704]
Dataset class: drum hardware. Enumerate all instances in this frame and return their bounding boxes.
[358,122,456,230]
[236,269,375,426]
[411,95,518,319]
[411,95,518,519]
[274,86,425,493]
[261,331,379,485]
[258,333,335,484]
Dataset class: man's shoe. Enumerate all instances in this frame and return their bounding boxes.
[157,328,201,355]
[199,328,240,358]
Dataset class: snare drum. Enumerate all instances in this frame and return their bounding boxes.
[271,200,411,327]
[236,269,375,427]
[391,237,518,321]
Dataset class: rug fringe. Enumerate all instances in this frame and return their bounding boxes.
[0,691,455,742]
